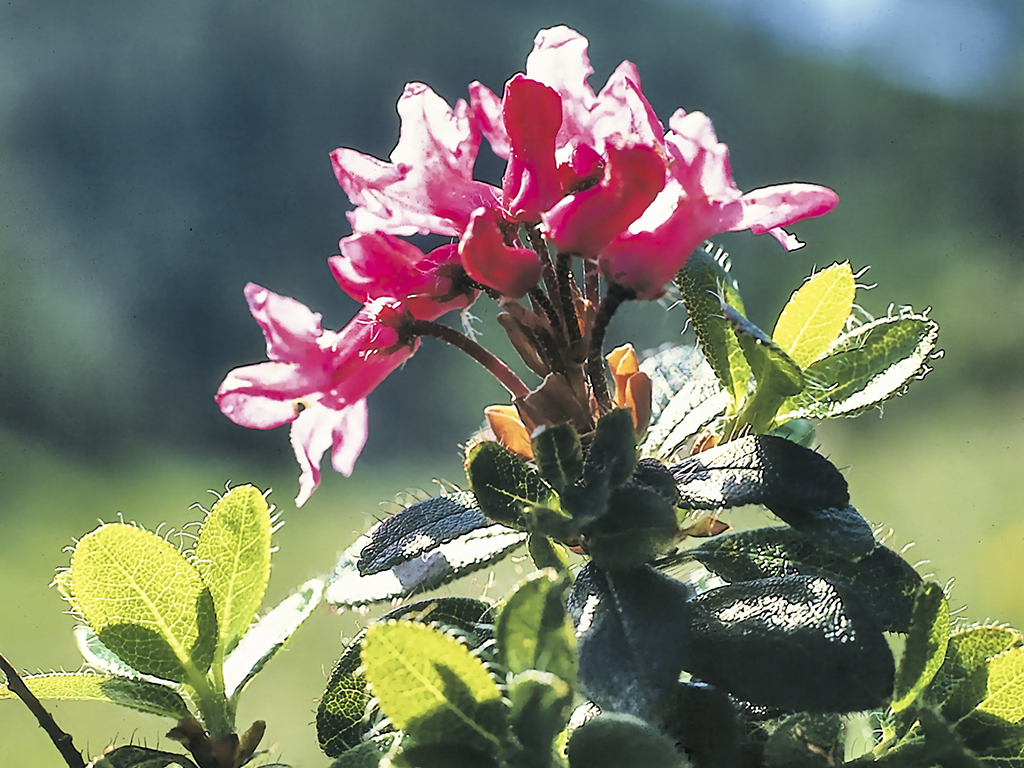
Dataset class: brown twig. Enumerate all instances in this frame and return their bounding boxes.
[587,283,636,413]
[0,651,86,768]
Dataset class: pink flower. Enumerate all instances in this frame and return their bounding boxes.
[458,207,543,298]
[331,83,499,237]
[216,284,416,505]
[330,233,476,321]
[599,110,839,299]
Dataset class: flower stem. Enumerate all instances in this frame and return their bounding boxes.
[408,319,531,399]
[588,283,636,413]
[524,224,563,326]
[0,651,86,768]
[556,251,583,347]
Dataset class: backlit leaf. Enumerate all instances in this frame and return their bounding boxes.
[0,671,191,719]
[496,569,576,687]
[317,598,493,757]
[777,311,939,422]
[892,582,949,712]
[361,620,507,754]
[223,577,323,701]
[68,523,218,683]
[978,647,1024,723]
[930,625,1023,720]
[192,485,272,655]
[772,262,855,368]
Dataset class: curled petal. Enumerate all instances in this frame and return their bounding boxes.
[736,183,839,245]
[543,143,666,258]
[244,283,325,363]
[459,207,543,298]
[525,26,596,146]
[501,75,563,221]
[469,81,510,159]
[291,399,369,507]
[332,83,499,236]
[217,361,311,430]
[589,61,664,153]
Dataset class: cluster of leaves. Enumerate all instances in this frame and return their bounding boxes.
[312,256,991,768]
[0,485,323,768]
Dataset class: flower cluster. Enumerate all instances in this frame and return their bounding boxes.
[217,26,837,505]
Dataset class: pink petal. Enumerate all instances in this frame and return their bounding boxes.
[216,361,309,429]
[244,283,325,363]
[501,75,563,222]
[525,26,597,148]
[543,143,666,258]
[290,399,368,507]
[331,83,500,237]
[459,207,543,298]
[468,81,510,159]
[589,62,664,153]
[332,233,436,303]
[736,183,840,239]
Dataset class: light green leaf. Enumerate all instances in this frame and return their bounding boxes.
[930,625,1022,720]
[68,523,218,683]
[772,262,855,368]
[777,311,939,422]
[192,485,272,656]
[496,569,577,688]
[223,577,323,701]
[508,670,572,763]
[675,248,751,409]
[978,647,1024,723]
[0,672,191,719]
[362,620,507,754]
[892,582,950,712]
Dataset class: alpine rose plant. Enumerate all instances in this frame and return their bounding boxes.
[217,25,837,504]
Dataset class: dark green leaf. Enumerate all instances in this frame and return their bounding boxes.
[496,569,577,687]
[532,423,584,492]
[671,435,874,560]
[328,734,398,768]
[582,481,679,570]
[527,533,572,574]
[393,742,499,768]
[892,582,950,712]
[777,311,940,421]
[357,491,489,576]
[317,598,492,757]
[676,526,922,632]
[687,575,894,711]
[90,745,200,768]
[567,564,691,721]
[567,713,687,768]
[668,682,740,768]
[508,670,573,764]
[585,408,639,488]
[466,441,559,529]
[675,247,751,408]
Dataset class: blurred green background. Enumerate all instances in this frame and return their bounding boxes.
[2,0,1022,764]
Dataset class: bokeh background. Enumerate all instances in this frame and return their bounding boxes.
[2,0,1022,764]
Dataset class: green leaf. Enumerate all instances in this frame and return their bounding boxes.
[361,620,508,755]
[223,577,323,701]
[192,485,272,656]
[585,408,638,488]
[726,304,805,433]
[678,526,923,632]
[977,647,1024,723]
[68,523,218,683]
[465,441,559,529]
[508,670,573,764]
[496,569,577,687]
[893,582,950,712]
[675,248,751,409]
[772,262,856,368]
[527,533,572,575]
[930,626,1023,720]
[581,481,679,570]
[89,745,200,768]
[328,734,398,768]
[567,713,686,768]
[532,423,584,492]
[0,672,191,719]
[318,598,493,757]
[777,311,940,422]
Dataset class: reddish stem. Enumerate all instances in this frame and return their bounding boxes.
[407,319,531,399]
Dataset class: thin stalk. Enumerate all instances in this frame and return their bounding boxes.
[584,258,601,309]
[524,224,564,326]
[555,251,582,347]
[408,319,531,399]
[528,287,562,338]
[587,283,636,413]
[0,651,86,768]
